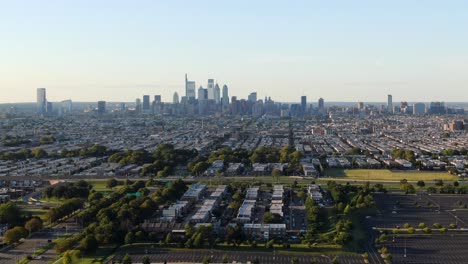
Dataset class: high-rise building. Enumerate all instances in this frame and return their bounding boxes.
[143,95,150,110]
[135,98,142,113]
[387,94,393,113]
[173,92,179,104]
[61,100,73,114]
[413,103,426,115]
[214,83,221,104]
[154,95,162,104]
[318,98,324,109]
[185,74,196,99]
[97,101,106,114]
[222,85,229,107]
[357,101,364,110]
[198,86,208,100]
[120,103,126,112]
[207,79,215,100]
[252,101,264,117]
[36,88,47,114]
[248,92,257,102]
[301,96,307,114]
[429,102,445,114]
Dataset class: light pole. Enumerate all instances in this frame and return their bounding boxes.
[404,237,407,258]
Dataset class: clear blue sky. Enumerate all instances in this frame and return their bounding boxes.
[0,0,467,103]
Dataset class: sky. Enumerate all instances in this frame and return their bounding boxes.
[0,0,467,103]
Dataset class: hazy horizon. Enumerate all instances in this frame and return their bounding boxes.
[1,1,468,103]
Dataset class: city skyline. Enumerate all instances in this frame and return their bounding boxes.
[1,1,468,103]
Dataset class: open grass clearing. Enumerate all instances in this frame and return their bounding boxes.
[323,169,457,182]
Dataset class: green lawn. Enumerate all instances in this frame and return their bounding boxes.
[323,169,457,182]
[87,180,113,192]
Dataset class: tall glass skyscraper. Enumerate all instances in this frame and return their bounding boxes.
[185,74,196,100]
[37,88,47,114]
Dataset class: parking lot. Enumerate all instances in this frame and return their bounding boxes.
[372,193,468,229]
[112,249,364,264]
[369,192,468,263]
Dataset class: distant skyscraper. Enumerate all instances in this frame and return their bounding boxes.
[154,95,162,104]
[301,96,307,114]
[387,94,393,113]
[36,88,47,114]
[413,103,426,115]
[61,100,73,114]
[318,98,324,109]
[173,92,179,104]
[97,101,106,114]
[185,74,196,99]
[142,95,150,110]
[357,101,364,110]
[135,98,142,113]
[214,83,221,103]
[207,79,215,100]
[248,92,257,102]
[198,86,208,100]
[429,102,445,114]
[222,85,229,107]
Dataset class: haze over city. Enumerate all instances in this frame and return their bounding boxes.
[1,0,468,103]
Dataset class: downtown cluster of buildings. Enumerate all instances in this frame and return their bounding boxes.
[30,76,465,118]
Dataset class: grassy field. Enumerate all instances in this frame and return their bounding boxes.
[323,169,457,181]
[88,180,114,192]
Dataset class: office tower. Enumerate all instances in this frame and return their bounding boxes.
[60,100,72,114]
[413,103,426,115]
[135,98,142,113]
[154,95,162,104]
[173,92,179,104]
[318,98,324,109]
[301,96,307,114]
[36,88,47,114]
[97,101,106,114]
[222,85,229,106]
[207,79,215,99]
[46,102,53,114]
[120,103,126,112]
[248,92,257,102]
[387,94,393,113]
[252,101,264,117]
[357,102,364,110]
[143,95,150,110]
[198,86,208,100]
[185,74,196,99]
[214,83,221,104]
[231,96,238,115]
[429,102,445,114]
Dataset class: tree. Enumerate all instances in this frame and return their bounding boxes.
[222,254,229,263]
[106,178,118,188]
[252,257,260,264]
[434,179,444,186]
[3,226,28,244]
[202,256,211,264]
[31,148,48,158]
[416,181,425,188]
[62,251,73,264]
[165,233,172,244]
[0,202,22,226]
[25,217,43,233]
[271,168,282,177]
[122,253,132,264]
[80,235,98,254]
[142,256,150,264]
[125,232,135,244]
